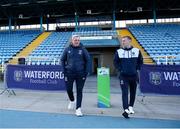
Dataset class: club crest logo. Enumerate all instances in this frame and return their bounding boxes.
[120,80,124,85]
[78,50,82,55]
[149,72,161,85]
[14,70,23,82]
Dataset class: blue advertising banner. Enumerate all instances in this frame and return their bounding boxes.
[6,65,65,91]
[140,65,180,95]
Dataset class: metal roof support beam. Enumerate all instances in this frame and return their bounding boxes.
[40,16,43,32]
[75,12,78,32]
[112,0,116,30]
[8,17,12,32]
[46,15,49,31]
[153,0,157,25]
[47,21,49,31]
[113,10,116,30]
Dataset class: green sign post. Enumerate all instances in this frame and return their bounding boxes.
[97,67,110,108]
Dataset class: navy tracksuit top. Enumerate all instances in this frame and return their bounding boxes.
[61,44,90,76]
[114,46,143,77]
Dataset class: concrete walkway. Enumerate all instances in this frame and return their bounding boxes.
[0,76,180,128]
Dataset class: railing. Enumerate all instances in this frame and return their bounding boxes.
[25,57,61,65]
[0,57,61,74]
[154,56,178,65]
[0,55,179,74]
[149,55,179,65]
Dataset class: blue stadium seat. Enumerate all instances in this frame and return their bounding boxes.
[128,24,180,64]
[27,32,71,65]
[0,30,41,64]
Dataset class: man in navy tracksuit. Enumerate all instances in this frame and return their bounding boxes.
[61,35,90,116]
[114,36,143,118]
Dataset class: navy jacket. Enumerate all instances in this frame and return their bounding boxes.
[114,46,143,77]
[61,43,90,76]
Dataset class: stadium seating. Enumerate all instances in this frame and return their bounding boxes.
[1,27,119,65]
[27,32,71,65]
[74,27,119,47]
[0,30,41,64]
[128,24,180,64]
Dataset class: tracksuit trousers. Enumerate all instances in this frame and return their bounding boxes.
[119,75,137,110]
[65,75,86,109]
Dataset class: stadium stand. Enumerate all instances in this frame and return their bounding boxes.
[74,27,119,47]
[81,39,119,47]
[77,27,101,31]
[27,32,71,65]
[128,24,180,64]
[0,30,41,64]
[1,27,119,65]
[8,32,50,64]
[117,29,155,64]
[75,30,117,36]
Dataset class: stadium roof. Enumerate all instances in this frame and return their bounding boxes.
[0,0,180,25]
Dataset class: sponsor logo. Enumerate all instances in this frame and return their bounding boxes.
[98,69,109,75]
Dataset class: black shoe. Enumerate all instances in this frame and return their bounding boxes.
[122,111,129,119]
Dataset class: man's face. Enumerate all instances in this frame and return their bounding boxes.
[72,36,80,47]
[121,37,131,48]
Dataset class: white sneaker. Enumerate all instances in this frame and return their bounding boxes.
[75,108,83,117]
[68,101,75,110]
[125,109,130,114]
[128,106,135,114]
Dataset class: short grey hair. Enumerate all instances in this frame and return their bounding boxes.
[71,35,80,40]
